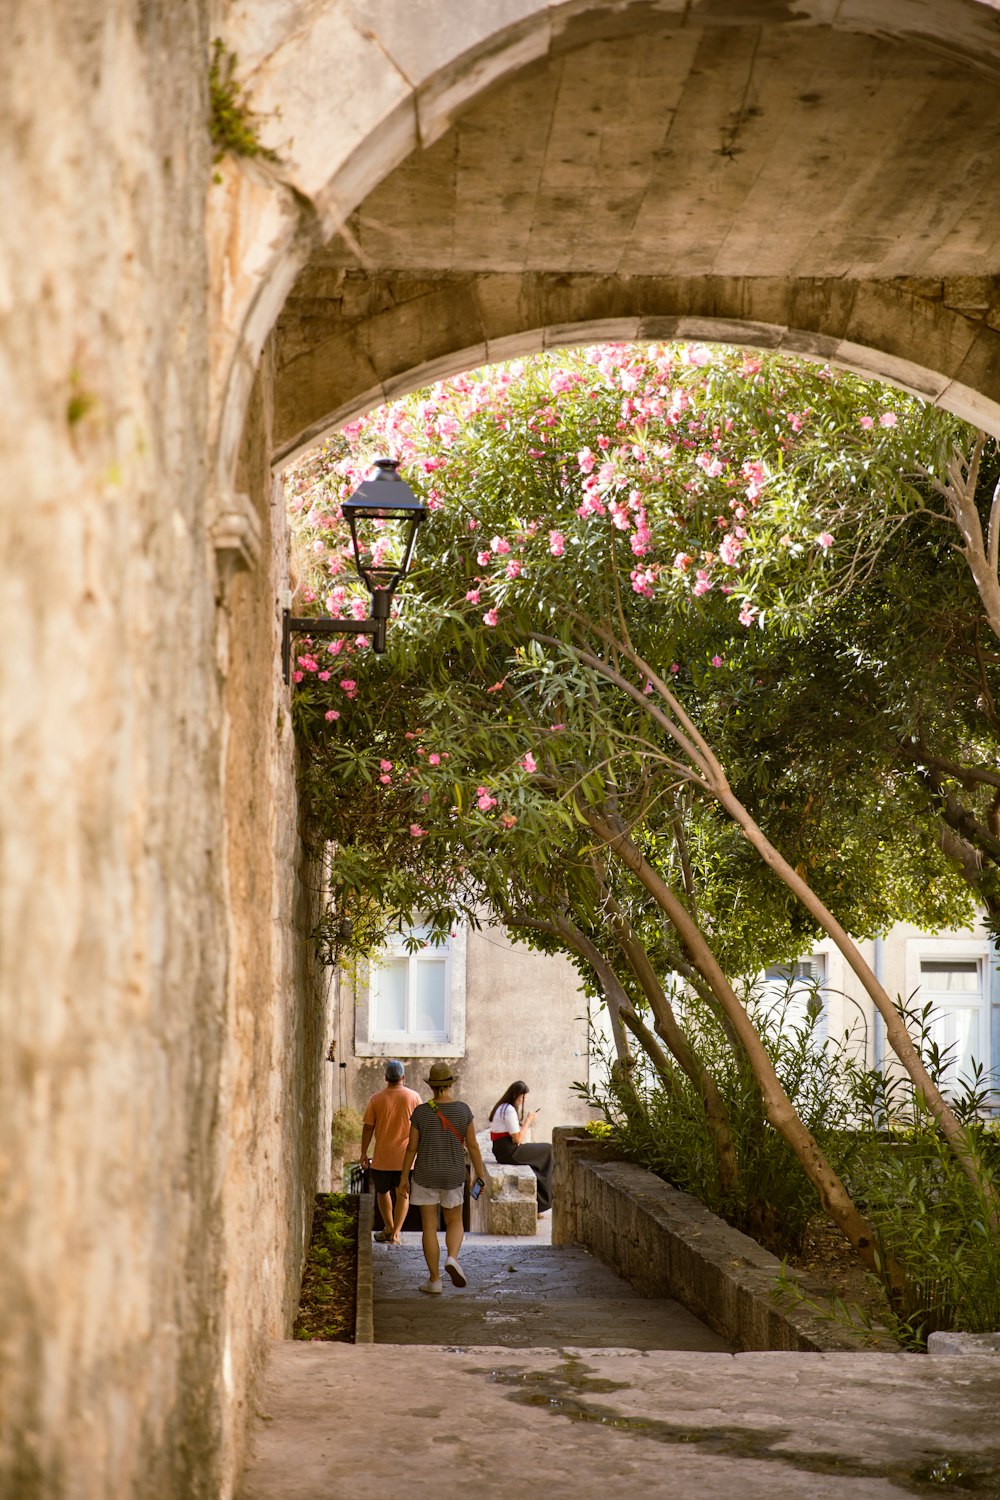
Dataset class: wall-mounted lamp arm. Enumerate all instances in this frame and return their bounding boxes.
[282,590,392,683]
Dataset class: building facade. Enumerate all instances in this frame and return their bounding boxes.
[333,921,595,1147]
[331,911,1000,1179]
[775,919,1000,1103]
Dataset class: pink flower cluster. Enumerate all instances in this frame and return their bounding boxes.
[631,566,657,599]
[289,342,918,711]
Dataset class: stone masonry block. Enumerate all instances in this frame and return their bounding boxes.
[471,1131,537,1234]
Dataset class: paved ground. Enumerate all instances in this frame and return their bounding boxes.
[239,1225,1000,1499]
[373,1223,734,1351]
[240,1344,1000,1499]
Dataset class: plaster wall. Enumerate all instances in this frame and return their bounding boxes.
[339,923,594,1137]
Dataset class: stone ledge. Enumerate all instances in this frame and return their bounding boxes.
[552,1129,898,1354]
[928,1331,1000,1357]
[470,1130,536,1235]
[210,487,263,593]
[354,1193,374,1345]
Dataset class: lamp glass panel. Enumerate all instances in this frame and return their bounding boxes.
[352,514,417,582]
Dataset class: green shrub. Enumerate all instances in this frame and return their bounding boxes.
[208,40,279,164]
[585,985,1000,1347]
[838,1008,1000,1347]
[582,979,857,1257]
[293,1193,358,1342]
[330,1106,363,1159]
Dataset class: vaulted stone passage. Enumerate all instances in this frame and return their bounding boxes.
[306,20,1000,282]
[9,2,1000,1497]
[263,10,1000,467]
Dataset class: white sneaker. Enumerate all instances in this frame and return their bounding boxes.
[418,1278,443,1295]
[444,1256,467,1288]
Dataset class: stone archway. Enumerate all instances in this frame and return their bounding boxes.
[10,6,1000,1495]
[271,273,1000,467]
[210,0,1000,512]
[209,0,1000,1487]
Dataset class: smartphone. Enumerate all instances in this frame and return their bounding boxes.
[471,1177,485,1200]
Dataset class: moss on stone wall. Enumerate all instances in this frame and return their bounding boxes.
[209,40,279,164]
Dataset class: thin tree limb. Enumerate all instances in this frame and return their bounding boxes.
[583,802,903,1299]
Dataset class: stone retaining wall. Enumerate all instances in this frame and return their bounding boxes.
[553,1130,897,1353]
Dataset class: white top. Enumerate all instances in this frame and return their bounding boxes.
[492,1102,520,1135]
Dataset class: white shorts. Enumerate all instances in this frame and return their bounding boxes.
[409,1181,465,1209]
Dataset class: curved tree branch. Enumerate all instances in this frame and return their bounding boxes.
[583,802,904,1298]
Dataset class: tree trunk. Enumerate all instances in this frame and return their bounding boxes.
[711,782,1000,1230]
[604,906,741,1198]
[618,1007,678,1093]
[585,805,906,1303]
[561,627,1000,1231]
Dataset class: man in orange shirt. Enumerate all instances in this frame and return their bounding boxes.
[360,1060,422,1243]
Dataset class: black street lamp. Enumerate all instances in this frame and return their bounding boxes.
[282,458,426,684]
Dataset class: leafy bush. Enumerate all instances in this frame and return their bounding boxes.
[330,1106,363,1159]
[586,986,1000,1346]
[839,1007,1000,1346]
[293,1193,358,1342]
[582,978,858,1256]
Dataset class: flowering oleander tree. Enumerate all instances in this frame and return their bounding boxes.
[287,344,1000,1272]
[290,344,988,946]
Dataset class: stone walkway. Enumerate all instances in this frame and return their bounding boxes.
[239,1225,1000,1499]
[372,1223,734,1350]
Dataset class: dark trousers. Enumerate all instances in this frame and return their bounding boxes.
[491,1137,553,1213]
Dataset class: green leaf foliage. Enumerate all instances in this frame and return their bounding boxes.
[286,344,990,971]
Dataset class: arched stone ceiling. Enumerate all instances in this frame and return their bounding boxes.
[269,13,1000,460]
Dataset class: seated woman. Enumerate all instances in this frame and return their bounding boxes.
[488,1080,553,1215]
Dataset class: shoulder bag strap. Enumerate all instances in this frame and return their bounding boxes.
[427,1100,467,1146]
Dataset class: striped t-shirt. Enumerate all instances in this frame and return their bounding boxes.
[410,1100,473,1189]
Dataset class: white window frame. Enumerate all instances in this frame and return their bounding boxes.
[905,935,990,1093]
[354,922,466,1060]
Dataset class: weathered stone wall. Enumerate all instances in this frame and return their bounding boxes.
[552,1132,897,1353]
[1,5,221,1493]
[216,341,335,1496]
[0,8,330,1498]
